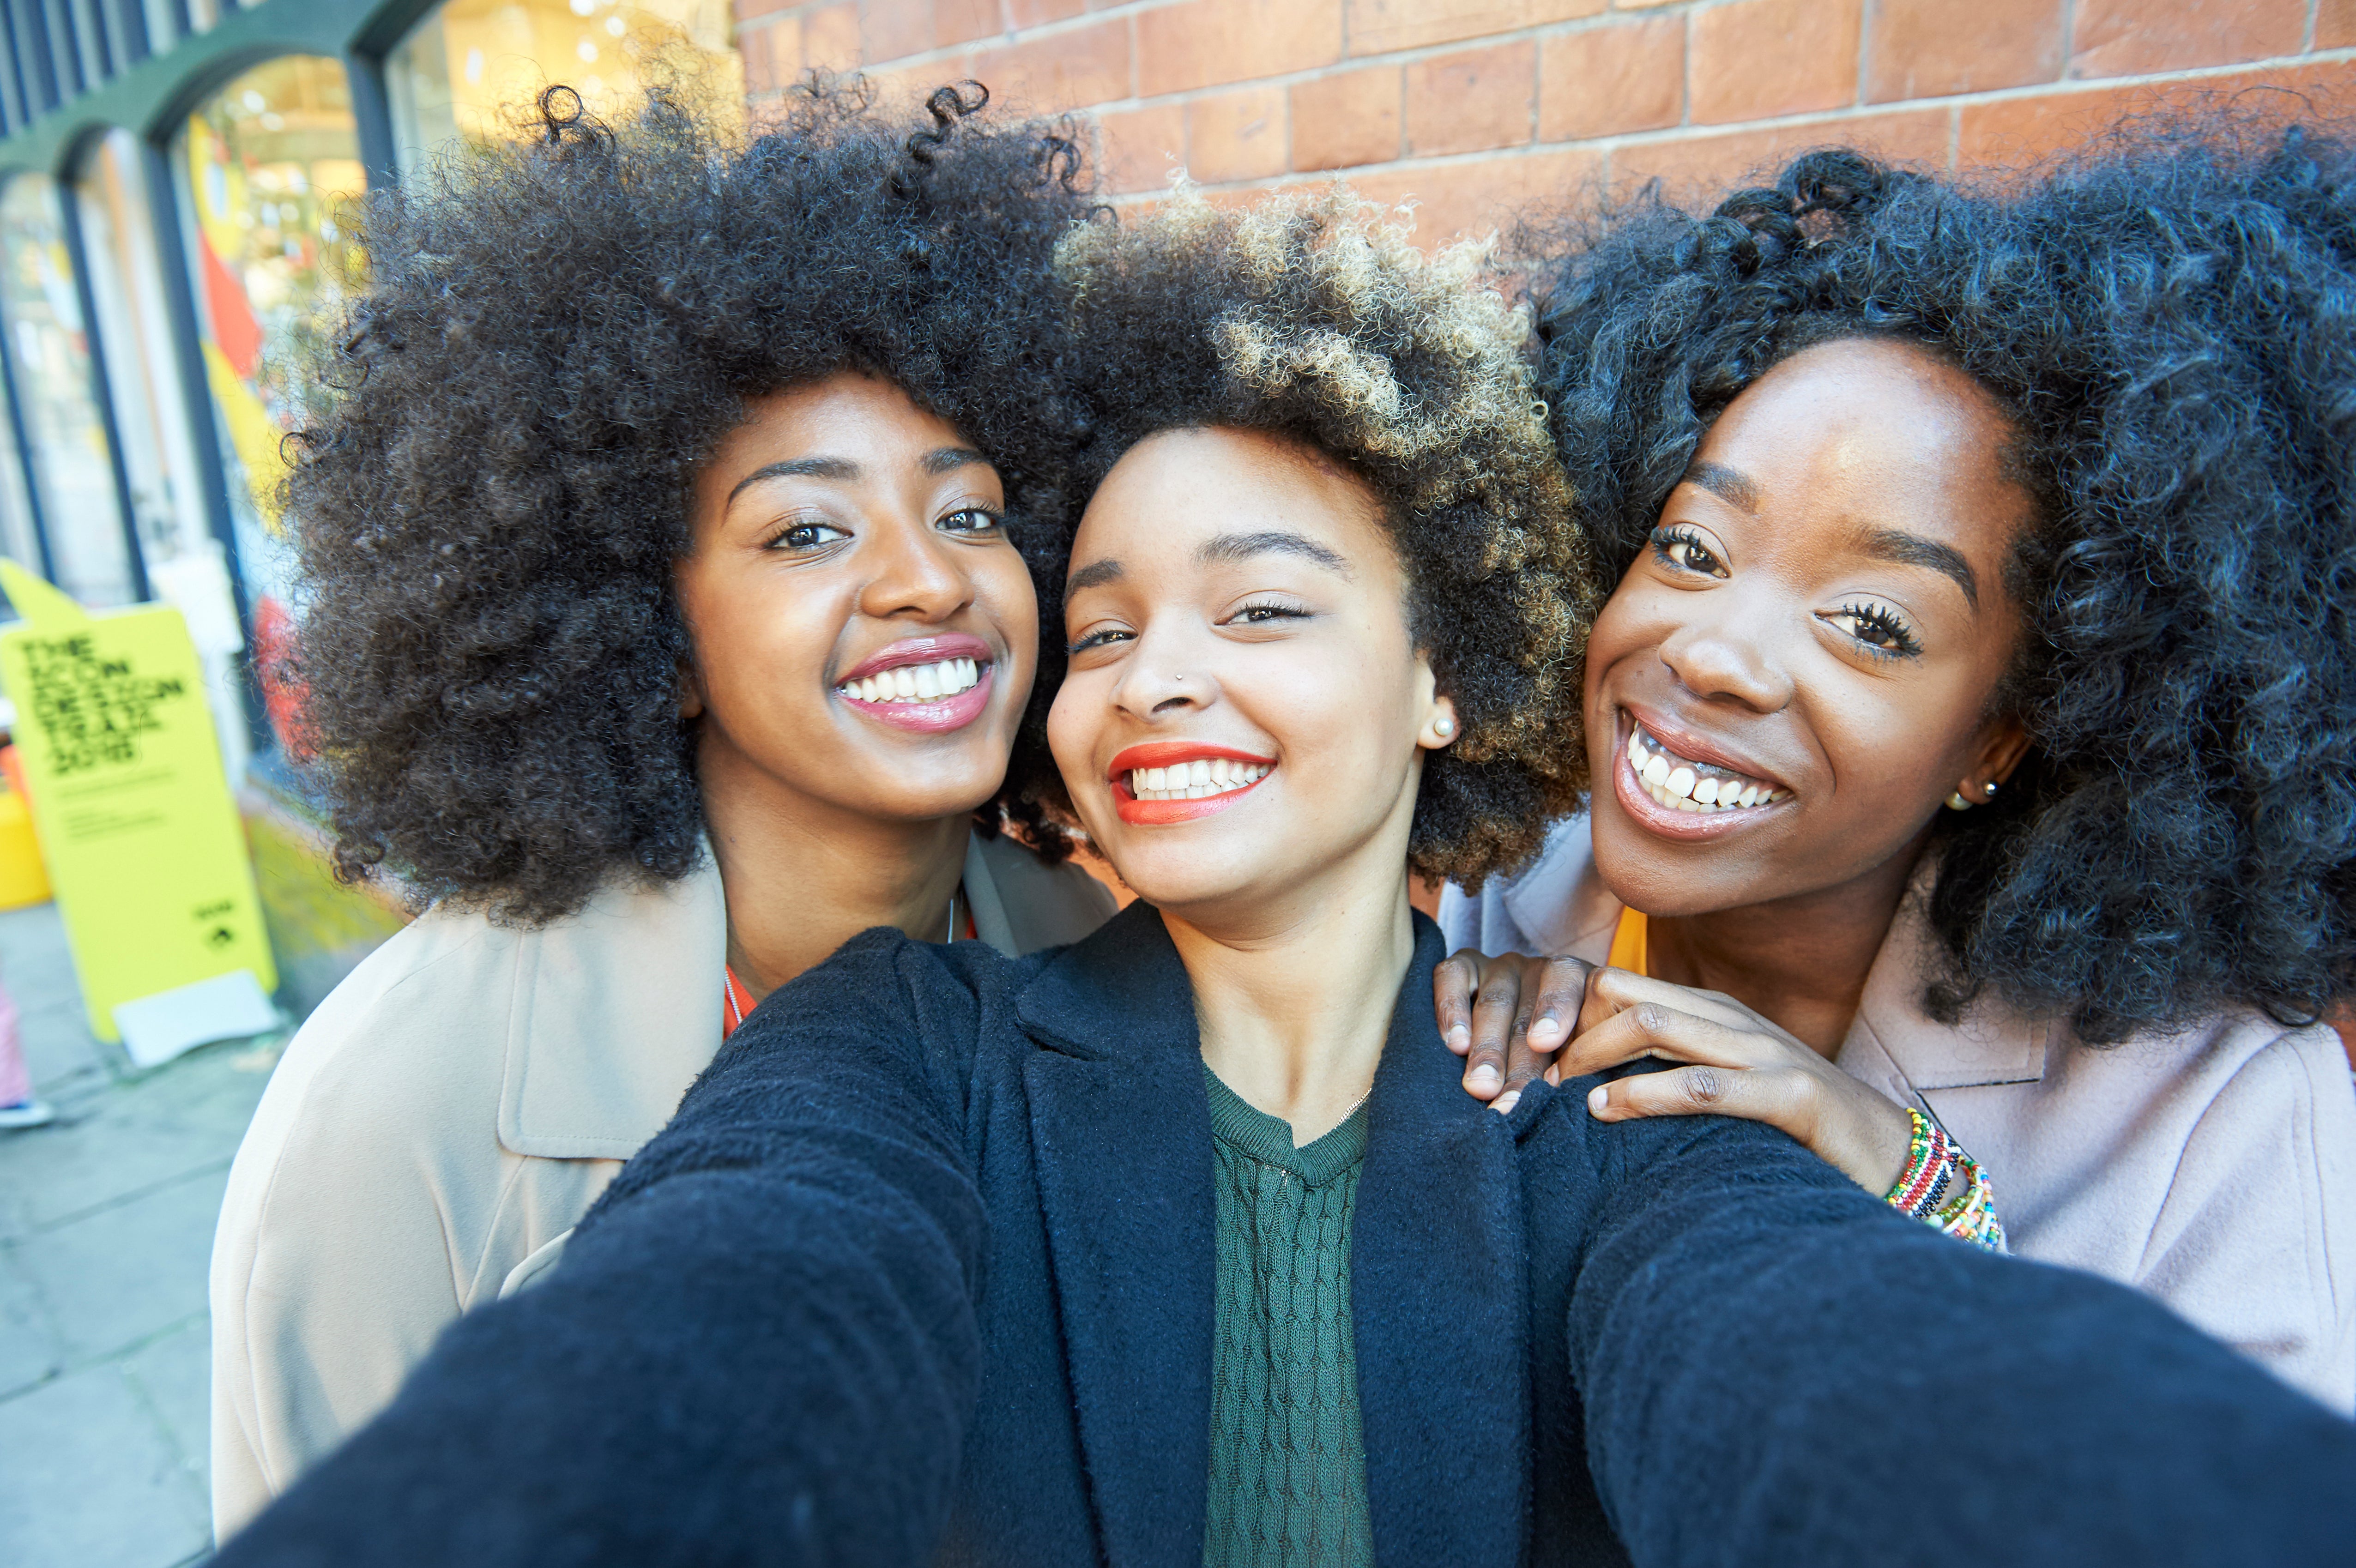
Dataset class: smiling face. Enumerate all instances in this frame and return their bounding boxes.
[1049,427,1457,929]
[676,371,1037,829]
[1584,336,2036,919]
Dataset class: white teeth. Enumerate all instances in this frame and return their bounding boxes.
[839,656,986,705]
[1127,760,1272,801]
[1626,723,1789,816]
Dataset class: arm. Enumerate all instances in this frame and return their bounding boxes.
[214,931,994,1568]
[1560,1103,2356,1567]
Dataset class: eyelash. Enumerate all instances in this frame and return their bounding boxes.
[1830,601,1924,660]
[1225,596,1310,627]
[1651,525,1725,576]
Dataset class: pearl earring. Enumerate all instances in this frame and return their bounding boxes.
[1945,790,1973,811]
[1432,715,1455,737]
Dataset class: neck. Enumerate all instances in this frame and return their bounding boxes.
[699,740,970,1002]
[1166,853,1417,1147]
[1643,830,1930,1057]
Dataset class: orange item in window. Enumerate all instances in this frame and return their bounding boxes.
[0,747,51,911]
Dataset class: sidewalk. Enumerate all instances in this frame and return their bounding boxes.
[0,900,278,1568]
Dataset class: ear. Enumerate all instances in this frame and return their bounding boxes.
[679,660,706,722]
[1959,714,2031,797]
[1418,693,1460,752]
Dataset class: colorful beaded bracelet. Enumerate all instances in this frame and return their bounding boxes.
[1885,1108,2007,1254]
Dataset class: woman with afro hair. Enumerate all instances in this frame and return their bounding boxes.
[1440,125,2356,1410]
[208,184,2356,1568]
[206,79,1119,1537]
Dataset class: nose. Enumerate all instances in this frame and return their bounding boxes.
[1108,621,1211,720]
[1655,605,1793,713]
[856,511,972,624]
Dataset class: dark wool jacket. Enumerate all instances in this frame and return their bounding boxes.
[217,905,2356,1568]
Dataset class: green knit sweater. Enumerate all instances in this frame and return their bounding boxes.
[1202,1067,1373,1568]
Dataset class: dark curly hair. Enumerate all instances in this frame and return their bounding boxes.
[1023,189,1601,888]
[1524,120,2356,1042]
[287,77,1093,923]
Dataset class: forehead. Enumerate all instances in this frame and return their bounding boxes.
[1072,427,1394,570]
[1696,338,2022,521]
[715,372,973,468]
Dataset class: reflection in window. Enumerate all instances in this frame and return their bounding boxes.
[0,371,43,584]
[0,175,141,608]
[386,0,742,176]
[175,56,364,751]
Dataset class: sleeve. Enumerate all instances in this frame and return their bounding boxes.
[2133,1026,2356,1412]
[211,930,995,1568]
[1557,1101,2356,1568]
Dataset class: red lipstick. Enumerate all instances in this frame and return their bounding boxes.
[1107,741,1277,826]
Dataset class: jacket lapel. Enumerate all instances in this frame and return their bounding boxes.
[1017,905,1216,1568]
[1353,917,1532,1566]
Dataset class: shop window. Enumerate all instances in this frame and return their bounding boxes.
[172,56,364,752]
[386,0,742,176]
[77,128,252,778]
[0,372,42,586]
[0,173,141,608]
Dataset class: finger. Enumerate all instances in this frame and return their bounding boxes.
[1585,1062,1816,1135]
[1434,951,1484,1055]
[1555,1002,1787,1080]
[1583,965,1760,1033]
[1462,958,1529,1098]
[1489,1087,1522,1116]
[1520,957,1594,1053]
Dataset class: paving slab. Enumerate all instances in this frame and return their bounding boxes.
[0,1362,211,1568]
[120,1316,211,1485]
[0,1246,63,1399]
[11,1165,228,1363]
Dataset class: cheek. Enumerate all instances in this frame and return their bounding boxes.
[687,573,849,722]
[973,548,1040,672]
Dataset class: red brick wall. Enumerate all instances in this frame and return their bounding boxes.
[734,0,2356,244]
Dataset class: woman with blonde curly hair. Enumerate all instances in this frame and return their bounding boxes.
[211,191,2356,1568]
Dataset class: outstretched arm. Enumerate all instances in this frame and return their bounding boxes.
[214,931,992,1568]
[1563,1103,2356,1568]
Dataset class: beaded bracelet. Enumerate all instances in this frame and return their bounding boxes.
[1885,1108,2008,1254]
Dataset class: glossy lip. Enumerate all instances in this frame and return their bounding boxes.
[1107,740,1277,826]
[1608,707,1792,844]
[837,631,994,685]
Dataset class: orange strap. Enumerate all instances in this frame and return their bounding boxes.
[1607,905,1650,978]
[723,888,976,1041]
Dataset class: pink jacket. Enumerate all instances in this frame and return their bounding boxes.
[1439,816,2356,1413]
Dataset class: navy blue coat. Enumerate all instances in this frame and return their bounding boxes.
[217,905,2356,1568]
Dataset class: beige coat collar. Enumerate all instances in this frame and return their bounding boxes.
[1487,820,2050,1102]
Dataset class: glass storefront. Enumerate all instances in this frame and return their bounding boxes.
[173,55,367,749]
[385,0,742,176]
[0,174,142,608]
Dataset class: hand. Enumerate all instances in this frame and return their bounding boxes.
[1434,949,1597,1115]
[1559,967,1915,1196]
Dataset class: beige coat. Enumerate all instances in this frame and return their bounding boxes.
[209,833,1115,1539]
[1440,816,2356,1414]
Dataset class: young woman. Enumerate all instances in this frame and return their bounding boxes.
[206,83,1116,1534]
[1438,132,2356,1409]
[207,190,2356,1568]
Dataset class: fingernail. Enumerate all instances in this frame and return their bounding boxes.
[1468,1064,1500,1092]
[1586,1085,1608,1116]
[1529,1015,1564,1046]
[1491,1090,1522,1116]
[1447,1024,1470,1049]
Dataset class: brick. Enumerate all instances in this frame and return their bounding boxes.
[805,2,863,71]
[1610,0,1680,8]
[2322,0,2356,49]
[734,0,796,24]
[1957,60,2356,170]
[1865,0,2062,103]
[1406,40,1536,157]
[1691,0,1864,126]
[1099,102,1187,195]
[1009,0,1085,23]
[1292,66,1402,171]
[866,55,982,110]
[862,0,934,63]
[1346,145,1603,250]
[1538,14,1682,142]
[2069,0,2305,80]
[936,0,1003,46]
[1188,85,1289,183]
[1345,0,1604,56]
[969,18,1130,111]
[1136,0,1343,97]
[739,15,803,95]
[1611,107,1951,199]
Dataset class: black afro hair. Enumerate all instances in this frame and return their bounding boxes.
[1524,119,2356,1043]
[286,77,1093,924]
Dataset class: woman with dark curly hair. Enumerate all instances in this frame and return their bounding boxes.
[1439,127,2356,1410]
[206,81,1119,1536]
[209,185,2356,1568]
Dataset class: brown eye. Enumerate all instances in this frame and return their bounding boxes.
[1651,526,1726,577]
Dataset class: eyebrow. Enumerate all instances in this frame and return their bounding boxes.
[724,446,988,507]
[1855,527,1980,608]
[1683,461,1761,514]
[1066,558,1123,593]
[1195,529,1351,575]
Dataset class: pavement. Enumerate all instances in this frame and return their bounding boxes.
[0,899,283,1568]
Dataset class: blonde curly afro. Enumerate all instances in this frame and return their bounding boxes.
[1034,188,1600,887]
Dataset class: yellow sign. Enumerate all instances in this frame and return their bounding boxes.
[0,562,275,1043]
